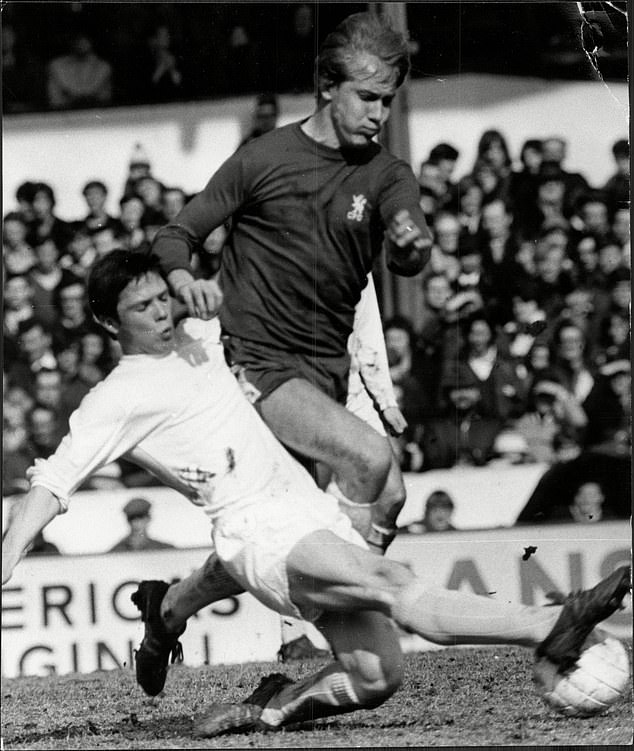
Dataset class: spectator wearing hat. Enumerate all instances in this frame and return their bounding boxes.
[491,429,534,465]
[122,144,153,201]
[512,376,587,464]
[406,490,457,534]
[420,361,504,470]
[109,497,175,553]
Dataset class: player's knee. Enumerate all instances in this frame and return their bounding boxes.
[353,432,391,484]
[377,473,406,518]
[347,649,403,707]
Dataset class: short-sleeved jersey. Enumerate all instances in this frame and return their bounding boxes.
[153,121,425,357]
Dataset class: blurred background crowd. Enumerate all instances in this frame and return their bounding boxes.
[3,2,630,540]
[2,2,627,114]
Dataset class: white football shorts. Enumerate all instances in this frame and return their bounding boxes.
[212,483,368,621]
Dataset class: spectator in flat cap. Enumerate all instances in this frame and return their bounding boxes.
[109,497,175,552]
[512,375,587,464]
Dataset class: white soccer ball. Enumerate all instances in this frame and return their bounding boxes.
[533,636,631,717]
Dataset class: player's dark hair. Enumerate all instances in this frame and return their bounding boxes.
[87,250,163,326]
[317,11,410,94]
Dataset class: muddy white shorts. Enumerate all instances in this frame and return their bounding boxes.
[212,484,368,621]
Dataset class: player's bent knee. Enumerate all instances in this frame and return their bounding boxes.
[353,432,392,481]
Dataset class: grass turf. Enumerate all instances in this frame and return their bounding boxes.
[2,647,632,748]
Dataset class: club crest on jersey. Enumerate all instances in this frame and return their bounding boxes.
[346,194,367,222]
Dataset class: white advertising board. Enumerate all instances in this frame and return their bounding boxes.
[388,521,632,651]
[2,522,630,677]
[1,549,282,678]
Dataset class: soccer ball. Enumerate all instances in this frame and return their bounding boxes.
[533,636,631,717]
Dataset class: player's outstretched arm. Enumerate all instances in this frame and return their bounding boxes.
[385,209,431,277]
[2,486,61,584]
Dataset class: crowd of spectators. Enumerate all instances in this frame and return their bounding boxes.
[2,108,630,526]
[3,3,628,114]
[384,131,630,525]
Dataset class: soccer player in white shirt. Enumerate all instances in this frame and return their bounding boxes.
[2,251,628,738]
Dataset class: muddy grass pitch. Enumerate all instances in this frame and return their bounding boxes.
[2,647,632,749]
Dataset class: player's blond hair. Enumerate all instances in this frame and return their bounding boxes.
[317,12,410,95]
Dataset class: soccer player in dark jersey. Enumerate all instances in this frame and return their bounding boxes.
[151,13,431,553]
